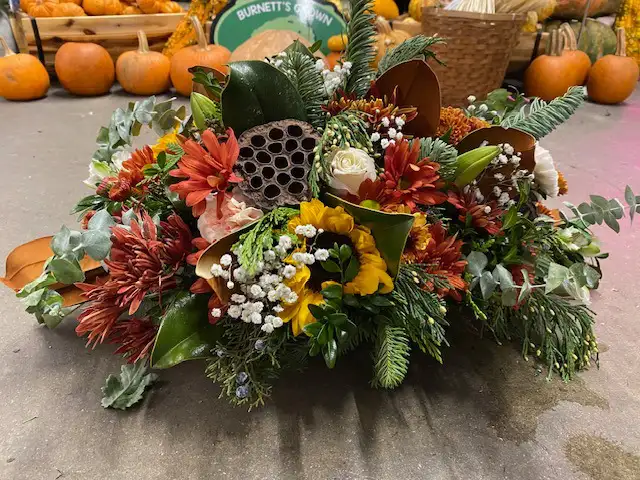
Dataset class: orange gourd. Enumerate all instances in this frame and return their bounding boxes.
[28,0,59,17]
[524,30,575,101]
[137,0,162,13]
[20,0,35,12]
[160,1,183,13]
[62,0,83,5]
[170,16,230,96]
[560,23,591,85]
[325,51,342,70]
[116,31,171,95]
[51,2,86,15]
[82,0,124,15]
[122,5,141,13]
[373,17,411,68]
[587,27,640,104]
[55,42,115,96]
[0,36,50,101]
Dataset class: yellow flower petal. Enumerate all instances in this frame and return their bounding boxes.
[292,290,324,336]
[349,227,377,254]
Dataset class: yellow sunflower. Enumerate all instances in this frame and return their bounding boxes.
[280,199,393,336]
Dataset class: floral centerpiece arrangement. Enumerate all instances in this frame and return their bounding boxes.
[2,1,638,410]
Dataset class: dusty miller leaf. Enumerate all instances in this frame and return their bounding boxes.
[101,363,158,410]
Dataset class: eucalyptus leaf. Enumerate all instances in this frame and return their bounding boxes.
[133,97,156,124]
[624,185,635,223]
[221,61,306,135]
[81,230,112,261]
[49,257,85,285]
[545,262,570,294]
[466,251,488,277]
[480,271,497,299]
[88,209,116,232]
[492,264,514,289]
[501,288,518,307]
[151,293,222,369]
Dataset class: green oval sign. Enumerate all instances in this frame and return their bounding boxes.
[211,0,347,55]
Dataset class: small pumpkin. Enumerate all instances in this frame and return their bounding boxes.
[62,0,83,5]
[51,2,86,15]
[27,0,59,17]
[372,0,399,19]
[408,0,439,21]
[170,16,231,96]
[82,0,124,15]
[373,16,411,68]
[560,23,591,84]
[55,42,115,96]
[0,36,50,101]
[160,1,183,13]
[20,0,35,11]
[524,29,575,101]
[327,33,348,52]
[587,27,640,104]
[137,0,162,13]
[122,4,141,13]
[325,51,342,70]
[116,31,171,95]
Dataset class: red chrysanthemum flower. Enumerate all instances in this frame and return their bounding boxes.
[169,128,242,218]
[104,146,155,201]
[76,211,192,347]
[410,222,467,301]
[447,189,503,235]
[342,178,387,206]
[109,317,158,363]
[379,139,448,210]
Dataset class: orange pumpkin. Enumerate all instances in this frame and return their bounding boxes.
[116,31,171,95]
[28,0,59,17]
[160,1,183,13]
[82,0,124,15]
[524,30,575,101]
[122,4,141,13]
[51,2,86,15]
[137,0,162,13]
[373,16,411,68]
[325,51,342,70]
[170,16,230,96]
[560,23,591,85]
[62,0,83,5]
[20,0,35,12]
[587,27,640,104]
[55,42,115,96]
[0,36,50,101]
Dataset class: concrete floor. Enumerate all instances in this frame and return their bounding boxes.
[1,86,639,480]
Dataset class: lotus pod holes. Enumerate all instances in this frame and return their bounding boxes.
[235,120,319,209]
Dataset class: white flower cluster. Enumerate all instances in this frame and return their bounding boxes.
[316,59,352,96]
[370,115,405,150]
[209,234,301,334]
[486,143,537,208]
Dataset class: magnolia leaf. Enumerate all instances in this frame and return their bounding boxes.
[151,293,222,369]
[88,209,116,232]
[323,194,414,277]
[221,61,306,135]
[545,262,570,294]
[101,362,158,410]
[480,271,497,299]
[466,251,488,277]
[49,257,85,285]
[625,185,635,223]
[492,264,514,289]
[80,230,112,261]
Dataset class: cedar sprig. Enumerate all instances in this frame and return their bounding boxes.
[343,0,376,97]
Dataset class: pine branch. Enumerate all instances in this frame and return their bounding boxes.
[414,137,458,182]
[344,0,376,97]
[371,324,411,389]
[278,46,327,129]
[377,35,445,76]
[500,86,585,140]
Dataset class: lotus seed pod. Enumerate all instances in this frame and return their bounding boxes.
[235,120,319,209]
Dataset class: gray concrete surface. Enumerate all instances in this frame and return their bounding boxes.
[1,87,639,480]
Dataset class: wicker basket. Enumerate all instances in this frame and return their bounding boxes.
[421,8,526,107]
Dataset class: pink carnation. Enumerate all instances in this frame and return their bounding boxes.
[197,192,263,244]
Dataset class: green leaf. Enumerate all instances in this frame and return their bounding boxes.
[303,322,323,337]
[321,283,343,300]
[88,209,116,232]
[101,362,158,410]
[370,295,393,307]
[480,271,497,299]
[80,230,112,261]
[150,293,222,369]
[371,324,410,388]
[501,207,519,230]
[344,256,360,283]
[492,264,514,289]
[323,338,338,368]
[321,260,341,273]
[519,270,532,303]
[327,313,348,327]
[317,324,330,345]
[339,244,352,263]
[343,294,359,307]
[625,185,635,223]
[545,262,570,294]
[308,304,328,320]
[501,288,518,307]
[466,251,488,277]
[308,39,322,53]
[49,257,84,284]
[323,194,415,277]
[221,61,306,135]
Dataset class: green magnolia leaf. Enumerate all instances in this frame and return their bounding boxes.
[323,194,415,277]
[88,209,116,232]
[466,251,488,277]
[49,257,84,284]
[151,293,221,369]
[480,271,497,299]
[221,61,306,135]
[545,262,570,294]
[101,362,158,410]
[81,230,112,261]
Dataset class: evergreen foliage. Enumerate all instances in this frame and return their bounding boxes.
[371,324,411,389]
[414,137,458,181]
[343,0,376,97]
[377,35,445,76]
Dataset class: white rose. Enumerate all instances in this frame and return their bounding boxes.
[533,143,559,197]
[328,148,377,196]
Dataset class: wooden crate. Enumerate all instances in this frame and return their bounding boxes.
[14,13,185,75]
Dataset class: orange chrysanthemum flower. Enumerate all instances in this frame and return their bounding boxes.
[436,107,490,145]
[379,139,447,210]
[447,189,503,235]
[169,128,242,218]
[98,146,155,201]
[536,202,562,224]
[557,171,568,195]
